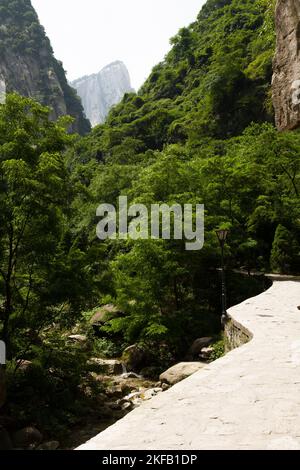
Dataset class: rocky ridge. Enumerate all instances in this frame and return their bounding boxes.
[273,0,300,130]
[0,0,90,134]
[71,61,134,126]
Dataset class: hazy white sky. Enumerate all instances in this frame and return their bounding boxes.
[31,0,206,90]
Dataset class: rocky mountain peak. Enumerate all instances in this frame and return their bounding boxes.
[71,61,134,127]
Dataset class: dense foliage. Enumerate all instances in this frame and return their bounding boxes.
[70,0,299,352]
[0,0,299,442]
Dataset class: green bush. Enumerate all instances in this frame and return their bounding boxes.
[270,225,300,274]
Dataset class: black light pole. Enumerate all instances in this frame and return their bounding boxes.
[216,229,229,329]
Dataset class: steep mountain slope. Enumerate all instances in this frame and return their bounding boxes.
[0,0,90,134]
[71,61,134,127]
[79,0,276,162]
[272,0,300,130]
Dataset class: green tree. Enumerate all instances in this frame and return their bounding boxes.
[0,94,86,359]
[270,225,300,274]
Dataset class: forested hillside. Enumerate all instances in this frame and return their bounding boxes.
[0,0,299,447]
[80,0,276,161]
[71,0,299,346]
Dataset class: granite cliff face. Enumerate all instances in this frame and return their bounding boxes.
[71,61,134,126]
[273,0,300,130]
[0,0,90,134]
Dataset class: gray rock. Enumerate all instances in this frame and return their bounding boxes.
[122,345,147,372]
[0,2,90,134]
[186,337,213,360]
[273,0,300,130]
[88,358,124,375]
[36,441,59,451]
[199,346,214,360]
[121,372,142,379]
[71,61,134,127]
[89,304,123,326]
[13,426,42,449]
[0,426,12,450]
[160,362,206,386]
[68,335,87,344]
[0,78,5,104]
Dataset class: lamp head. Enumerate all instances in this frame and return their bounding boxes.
[216,229,229,244]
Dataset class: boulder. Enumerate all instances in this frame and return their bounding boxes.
[90,304,123,326]
[122,345,147,372]
[199,346,214,361]
[13,426,42,449]
[160,362,206,385]
[121,372,142,379]
[36,441,60,451]
[0,426,12,450]
[186,337,213,360]
[88,358,124,375]
[68,334,87,344]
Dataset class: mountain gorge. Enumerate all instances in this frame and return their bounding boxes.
[79,0,276,163]
[0,0,300,448]
[71,61,134,127]
[0,0,90,134]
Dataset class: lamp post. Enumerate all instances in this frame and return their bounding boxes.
[216,229,229,328]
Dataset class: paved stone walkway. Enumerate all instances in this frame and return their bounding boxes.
[78,281,300,450]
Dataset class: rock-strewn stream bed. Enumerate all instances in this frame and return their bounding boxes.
[66,357,212,449]
[65,362,164,449]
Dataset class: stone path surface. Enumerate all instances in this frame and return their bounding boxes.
[78,281,300,450]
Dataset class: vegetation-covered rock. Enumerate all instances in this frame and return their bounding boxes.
[0,0,90,134]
